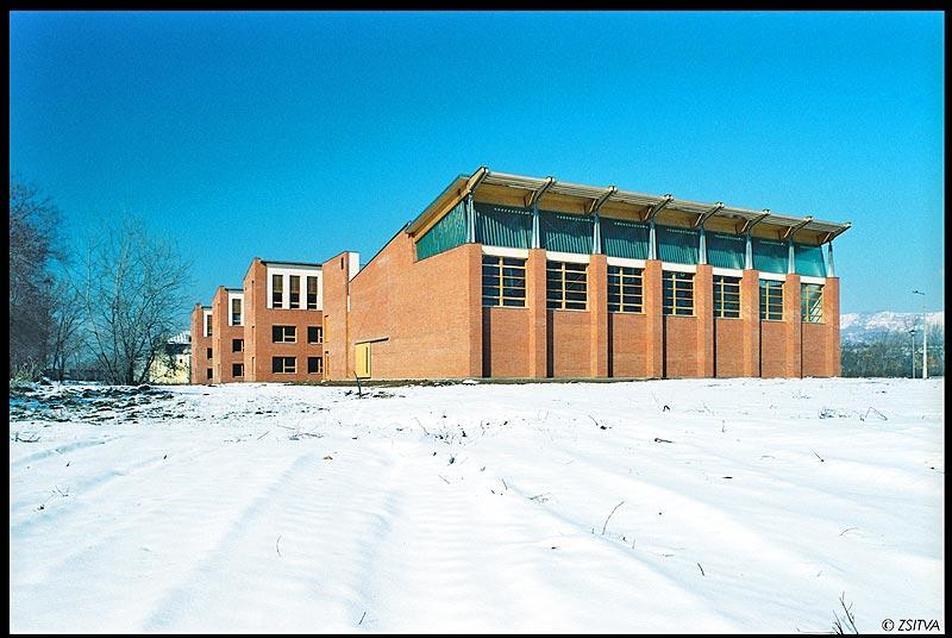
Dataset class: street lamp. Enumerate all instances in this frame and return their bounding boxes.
[909,328,917,378]
[912,290,927,379]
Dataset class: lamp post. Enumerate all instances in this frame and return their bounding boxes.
[913,290,927,379]
[909,328,917,378]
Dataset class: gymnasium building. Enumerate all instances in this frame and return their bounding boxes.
[191,167,850,382]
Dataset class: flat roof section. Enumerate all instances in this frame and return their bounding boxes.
[260,260,324,268]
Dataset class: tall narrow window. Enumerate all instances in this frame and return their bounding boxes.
[662,271,694,316]
[759,280,784,321]
[205,313,213,336]
[546,261,587,310]
[289,275,301,309]
[713,275,741,318]
[482,256,526,307]
[206,368,213,380]
[272,274,283,308]
[207,347,213,359]
[231,298,242,325]
[607,266,643,313]
[307,276,319,310]
[307,357,323,374]
[801,283,824,323]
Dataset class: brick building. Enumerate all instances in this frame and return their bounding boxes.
[189,305,213,383]
[190,167,850,382]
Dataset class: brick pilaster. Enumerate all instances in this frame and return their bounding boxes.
[695,264,714,377]
[784,273,802,378]
[589,254,609,377]
[526,248,548,378]
[824,277,841,377]
[741,270,761,377]
[643,260,664,378]
[464,244,484,378]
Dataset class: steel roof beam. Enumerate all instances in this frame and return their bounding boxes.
[642,194,674,222]
[588,186,617,215]
[693,202,725,229]
[736,210,772,235]
[465,166,490,197]
[781,216,814,241]
[821,221,852,244]
[526,176,556,208]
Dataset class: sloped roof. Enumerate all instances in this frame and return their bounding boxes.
[407,167,851,246]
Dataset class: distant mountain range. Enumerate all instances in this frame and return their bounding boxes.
[840,311,944,343]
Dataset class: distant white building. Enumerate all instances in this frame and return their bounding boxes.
[149,330,191,384]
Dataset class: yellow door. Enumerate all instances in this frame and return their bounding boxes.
[355,343,371,378]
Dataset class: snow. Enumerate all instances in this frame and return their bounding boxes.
[9,378,945,633]
[840,311,944,333]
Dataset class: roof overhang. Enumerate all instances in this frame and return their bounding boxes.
[407,167,852,246]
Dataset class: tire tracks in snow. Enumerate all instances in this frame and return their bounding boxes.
[143,441,403,632]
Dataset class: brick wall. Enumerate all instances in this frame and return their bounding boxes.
[741,270,761,376]
[242,258,325,383]
[482,307,531,377]
[663,316,699,378]
[189,304,211,384]
[347,236,482,379]
[548,310,592,377]
[713,318,745,377]
[608,313,648,377]
[321,252,353,381]
[211,287,245,383]
[760,320,787,378]
[643,260,664,378]
[784,274,803,378]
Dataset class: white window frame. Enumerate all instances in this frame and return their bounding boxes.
[202,309,213,337]
[266,265,323,310]
[307,325,324,344]
[272,325,297,344]
[307,356,324,374]
[272,356,296,374]
[228,292,244,326]
[289,275,302,309]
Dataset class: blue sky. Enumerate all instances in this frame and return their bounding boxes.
[10,11,944,322]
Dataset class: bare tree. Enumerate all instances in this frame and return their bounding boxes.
[79,217,192,385]
[47,276,85,381]
[9,178,61,378]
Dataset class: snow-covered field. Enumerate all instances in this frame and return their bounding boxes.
[9,378,945,633]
